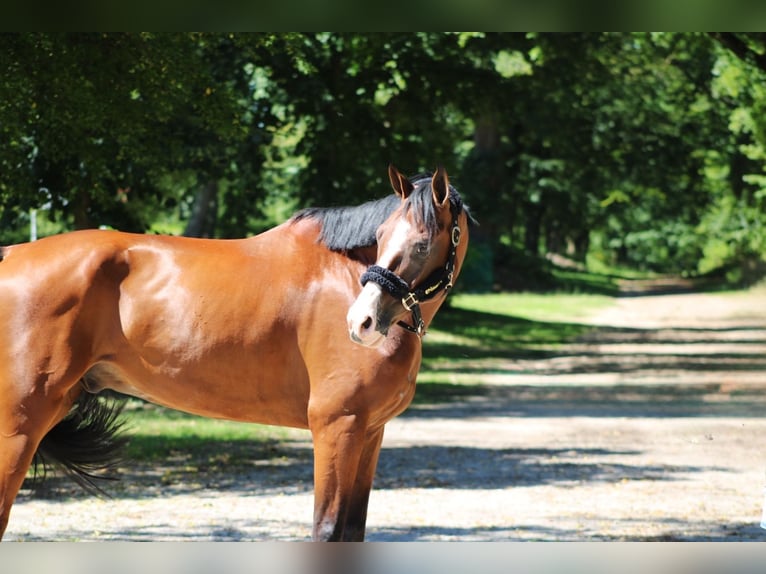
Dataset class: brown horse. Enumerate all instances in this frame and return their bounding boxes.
[0,165,470,541]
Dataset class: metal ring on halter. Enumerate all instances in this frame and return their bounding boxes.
[402,292,419,311]
[451,226,461,247]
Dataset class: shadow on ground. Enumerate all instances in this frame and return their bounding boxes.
[20,436,725,502]
[406,382,766,419]
[367,521,765,542]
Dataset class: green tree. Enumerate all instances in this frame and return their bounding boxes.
[0,33,273,240]
[2,33,764,286]
[695,33,766,279]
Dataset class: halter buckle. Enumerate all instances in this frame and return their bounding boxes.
[402,292,419,311]
[451,226,461,247]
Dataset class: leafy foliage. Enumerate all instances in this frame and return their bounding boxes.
[1,33,765,283]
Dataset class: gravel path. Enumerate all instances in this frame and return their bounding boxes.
[6,285,766,541]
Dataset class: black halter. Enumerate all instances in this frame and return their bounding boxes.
[359,193,463,337]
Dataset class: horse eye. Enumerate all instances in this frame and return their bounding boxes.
[415,242,430,255]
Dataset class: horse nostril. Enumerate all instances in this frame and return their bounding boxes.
[361,316,373,331]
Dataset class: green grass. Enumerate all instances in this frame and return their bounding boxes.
[549,267,623,295]
[121,401,294,466]
[24,401,293,483]
[416,292,614,400]
[451,292,612,323]
[424,292,611,358]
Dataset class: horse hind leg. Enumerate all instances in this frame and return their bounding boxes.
[0,389,73,540]
[0,386,127,540]
[0,432,40,538]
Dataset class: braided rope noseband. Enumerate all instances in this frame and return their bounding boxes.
[359,192,463,337]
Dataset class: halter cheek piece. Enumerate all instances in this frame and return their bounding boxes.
[359,194,463,337]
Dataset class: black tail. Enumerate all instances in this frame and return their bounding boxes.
[32,391,128,496]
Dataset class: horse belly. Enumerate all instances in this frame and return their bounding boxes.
[86,343,311,428]
[111,282,311,426]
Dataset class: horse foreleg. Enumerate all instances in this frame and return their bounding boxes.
[309,413,369,542]
[341,426,384,542]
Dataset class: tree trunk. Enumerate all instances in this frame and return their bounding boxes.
[72,189,94,230]
[184,179,218,238]
[524,203,544,256]
[573,230,590,262]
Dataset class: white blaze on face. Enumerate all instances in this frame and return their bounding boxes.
[375,217,412,268]
[347,217,413,347]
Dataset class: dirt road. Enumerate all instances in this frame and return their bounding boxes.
[6,285,766,541]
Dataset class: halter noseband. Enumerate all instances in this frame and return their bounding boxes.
[359,193,463,337]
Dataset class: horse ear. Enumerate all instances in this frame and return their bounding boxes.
[388,164,414,199]
[431,166,450,207]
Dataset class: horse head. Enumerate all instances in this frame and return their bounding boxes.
[347,165,468,347]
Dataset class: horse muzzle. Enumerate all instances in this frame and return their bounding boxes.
[347,283,390,347]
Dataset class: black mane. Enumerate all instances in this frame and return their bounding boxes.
[291,174,467,252]
[291,194,400,251]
